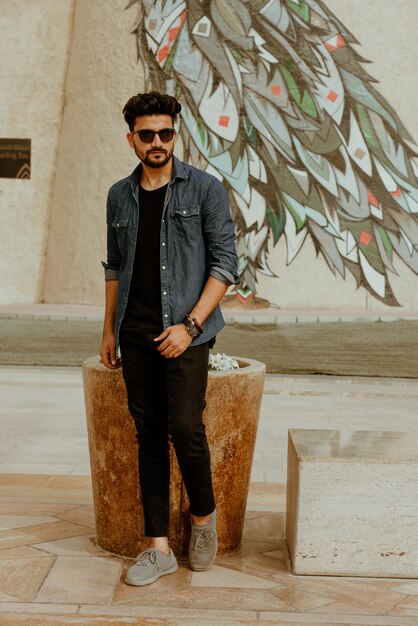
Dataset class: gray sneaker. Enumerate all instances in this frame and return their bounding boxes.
[189,509,218,571]
[125,548,178,586]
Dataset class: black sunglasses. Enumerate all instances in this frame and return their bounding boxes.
[133,128,175,143]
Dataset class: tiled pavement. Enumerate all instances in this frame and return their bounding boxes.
[0,368,418,624]
[1,305,418,625]
[0,476,418,625]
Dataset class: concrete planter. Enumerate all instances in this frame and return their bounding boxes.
[82,355,265,557]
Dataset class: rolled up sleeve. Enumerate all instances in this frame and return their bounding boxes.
[202,179,239,286]
[101,191,121,281]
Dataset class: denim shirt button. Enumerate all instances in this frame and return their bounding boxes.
[162,242,165,246]
[164,314,168,318]
[163,291,167,295]
[162,265,166,270]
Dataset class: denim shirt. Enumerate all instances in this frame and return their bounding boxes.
[102,156,239,349]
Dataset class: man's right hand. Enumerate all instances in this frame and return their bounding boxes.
[100,334,122,370]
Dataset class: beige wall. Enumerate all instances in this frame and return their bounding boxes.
[42,0,141,304]
[1,0,417,310]
[0,0,74,304]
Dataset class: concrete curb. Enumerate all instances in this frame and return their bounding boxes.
[1,310,418,324]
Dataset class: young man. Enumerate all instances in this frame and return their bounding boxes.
[100,92,238,586]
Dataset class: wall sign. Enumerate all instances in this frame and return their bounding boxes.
[0,139,31,179]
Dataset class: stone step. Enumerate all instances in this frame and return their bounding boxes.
[286,429,418,578]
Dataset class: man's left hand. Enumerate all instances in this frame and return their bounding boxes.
[154,324,193,358]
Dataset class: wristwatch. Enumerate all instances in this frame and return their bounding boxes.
[182,314,203,338]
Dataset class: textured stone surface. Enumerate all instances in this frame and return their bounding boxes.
[286,429,418,577]
[82,356,265,557]
[0,0,74,304]
[2,474,418,624]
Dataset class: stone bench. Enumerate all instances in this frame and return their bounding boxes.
[286,428,418,578]
[82,355,265,558]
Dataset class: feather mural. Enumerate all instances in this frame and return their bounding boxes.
[126,0,418,306]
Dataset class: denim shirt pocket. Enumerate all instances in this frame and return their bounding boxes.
[112,216,129,253]
[171,206,201,242]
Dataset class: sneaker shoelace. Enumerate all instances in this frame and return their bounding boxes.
[134,549,158,567]
[191,528,215,554]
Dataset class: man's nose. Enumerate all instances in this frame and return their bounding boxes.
[151,133,163,147]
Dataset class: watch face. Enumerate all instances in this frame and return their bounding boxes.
[183,316,199,337]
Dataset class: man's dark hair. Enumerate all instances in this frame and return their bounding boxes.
[123,92,182,131]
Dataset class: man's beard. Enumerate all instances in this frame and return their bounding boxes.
[138,147,173,169]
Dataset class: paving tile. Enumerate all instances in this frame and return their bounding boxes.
[0,591,18,602]
[0,602,77,615]
[0,475,49,488]
[259,613,418,625]
[0,464,75,475]
[0,557,55,601]
[0,520,92,550]
[6,441,88,466]
[250,466,266,482]
[80,602,258,621]
[114,572,296,612]
[389,581,418,594]
[0,515,58,531]
[310,600,391,615]
[222,538,283,557]
[0,614,163,626]
[221,541,289,580]
[55,505,95,528]
[0,504,74,517]
[389,594,418,616]
[0,546,50,559]
[361,578,415,588]
[220,552,289,583]
[28,424,87,438]
[276,578,407,614]
[166,618,261,626]
[45,475,92,490]
[35,555,123,604]
[247,482,286,508]
[34,534,109,557]
[245,509,275,520]
[0,475,92,505]
[190,563,277,589]
[263,547,289,560]
[274,587,337,612]
[71,465,92,476]
[242,512,285,542]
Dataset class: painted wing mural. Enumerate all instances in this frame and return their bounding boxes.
[127,0,418,306]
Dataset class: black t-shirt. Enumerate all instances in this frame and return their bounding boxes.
[121,183,168,333]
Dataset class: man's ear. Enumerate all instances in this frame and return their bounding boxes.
[127,132,135,148]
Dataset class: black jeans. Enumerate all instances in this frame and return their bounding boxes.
[119,329,216,537]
